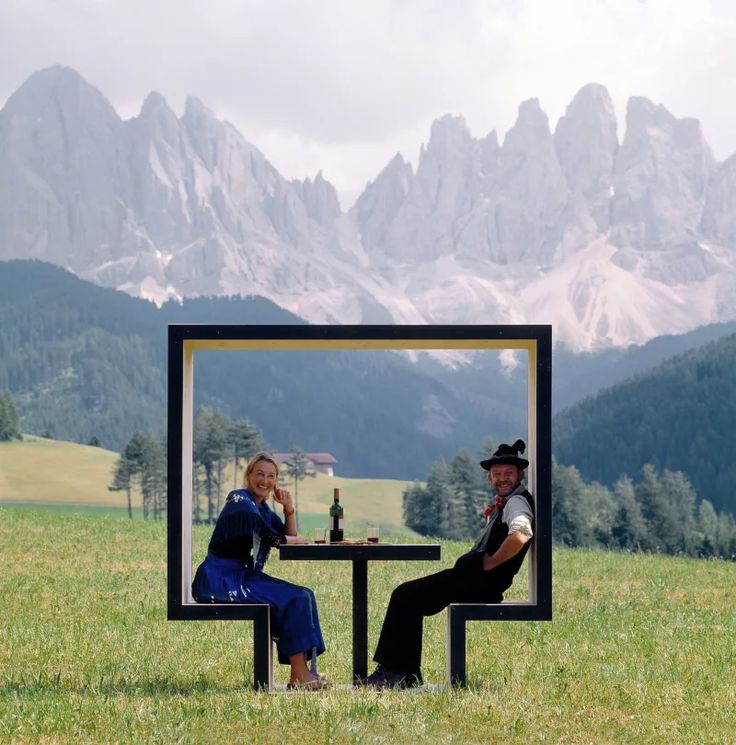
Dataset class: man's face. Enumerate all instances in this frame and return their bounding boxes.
[488,464,522,498]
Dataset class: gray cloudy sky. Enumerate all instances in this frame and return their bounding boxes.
[1,0,734,208]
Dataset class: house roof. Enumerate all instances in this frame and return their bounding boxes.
[272,452,337,465]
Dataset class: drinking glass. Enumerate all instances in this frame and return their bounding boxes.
[366,523,380,543]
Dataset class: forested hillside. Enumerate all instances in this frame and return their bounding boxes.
[0,260,516,479]
[0,259,300,450]
[554,333,736,513]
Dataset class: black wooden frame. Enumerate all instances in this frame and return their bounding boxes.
[167,324,553,684]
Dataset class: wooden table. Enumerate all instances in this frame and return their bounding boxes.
[279,543,441,682]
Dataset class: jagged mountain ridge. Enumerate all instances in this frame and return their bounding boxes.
[1,66,735,351]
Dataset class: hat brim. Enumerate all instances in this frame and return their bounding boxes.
[480,456,529,471]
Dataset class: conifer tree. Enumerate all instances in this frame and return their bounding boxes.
[552,462,596,546]
[193,407,231,523]
[283,446,316,529]
[0,391,21,441]
[229,420,263,489]
[697,499,719,557]
[610,476,650,551]
[449,450,487,539]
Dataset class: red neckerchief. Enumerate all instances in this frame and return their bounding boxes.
[482,495,507,522]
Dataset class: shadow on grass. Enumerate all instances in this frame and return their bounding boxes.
[1,673,262,697]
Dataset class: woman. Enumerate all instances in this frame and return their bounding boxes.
[192,451,328,689]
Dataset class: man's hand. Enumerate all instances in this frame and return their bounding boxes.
[483,531,530,572]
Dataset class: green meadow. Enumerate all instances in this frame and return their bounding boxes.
[1,506,735,744]
[0,436,413,531]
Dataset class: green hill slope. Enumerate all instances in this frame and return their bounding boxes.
[554,332,736,513]
[0,435,122,506]
[0,435,413,532]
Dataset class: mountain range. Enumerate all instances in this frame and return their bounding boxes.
[1,66,735,352]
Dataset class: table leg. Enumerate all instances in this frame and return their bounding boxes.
[352,559,368,682]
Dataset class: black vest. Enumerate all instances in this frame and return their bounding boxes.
[454,489,535,593]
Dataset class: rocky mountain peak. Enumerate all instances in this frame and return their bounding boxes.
[293,171,342,228]
[503,98,551,146]
[554,83,617,231]
[139,91,171,117]
[351,152,413,252]
[611,95,715,261]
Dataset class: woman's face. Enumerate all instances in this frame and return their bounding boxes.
[247,459,278,502]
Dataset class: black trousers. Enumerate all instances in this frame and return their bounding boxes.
[372,564,505,679]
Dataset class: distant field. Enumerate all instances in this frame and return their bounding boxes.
[0,436,415,533]
[1,507,734,744]
[0,435,125,506]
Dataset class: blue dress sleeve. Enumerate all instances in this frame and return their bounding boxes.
[267,506,287,541]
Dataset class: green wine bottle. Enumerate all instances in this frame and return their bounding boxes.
[329,487,344,543]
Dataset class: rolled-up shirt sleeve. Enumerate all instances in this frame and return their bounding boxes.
[503,494,534,538]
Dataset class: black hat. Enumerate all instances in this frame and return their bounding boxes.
[480,439,529,471]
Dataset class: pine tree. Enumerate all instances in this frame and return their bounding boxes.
[697,499,719,557]
[552,462,596,546]
[193,407,231,523]
[449,450,487,539]
[283,446,317,530]
[402,482,428,534]
[229,420,263,490]
[610,476,650,551]
[661,469,698,556]
[109,448,135,519]
[0,391,22,441]
[635,464,677,553]
[111,431,167,520]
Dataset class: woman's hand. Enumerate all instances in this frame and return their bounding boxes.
[284,534,309,544]
[273,487,295,512]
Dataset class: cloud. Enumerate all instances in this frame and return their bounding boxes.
[1,0,735,207]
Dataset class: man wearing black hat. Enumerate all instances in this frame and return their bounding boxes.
[362,440,535,689]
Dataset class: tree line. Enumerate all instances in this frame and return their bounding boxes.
[110,407,263,522]
[111,406,316,525]
[403,446,736,561]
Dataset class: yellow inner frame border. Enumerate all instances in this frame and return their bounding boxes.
[179,336,539,605]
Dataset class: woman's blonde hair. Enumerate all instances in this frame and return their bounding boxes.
[243,451,280,488]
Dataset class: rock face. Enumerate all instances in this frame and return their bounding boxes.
[611,98,715,249]
[1,66,736,351]
[554,83,618,234]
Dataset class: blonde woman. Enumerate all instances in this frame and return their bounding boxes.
[193,452,328,689]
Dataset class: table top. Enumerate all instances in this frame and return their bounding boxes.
[279,542,441,561]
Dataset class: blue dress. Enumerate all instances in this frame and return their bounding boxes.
[192,489,325,665]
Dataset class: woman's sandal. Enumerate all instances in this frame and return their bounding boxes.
[286,676,330,691]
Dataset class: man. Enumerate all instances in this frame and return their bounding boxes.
[362,440,535,689]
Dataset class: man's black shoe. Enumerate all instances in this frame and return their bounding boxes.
[360,667,421,690]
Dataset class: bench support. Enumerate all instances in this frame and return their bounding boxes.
[171,604,274,690]
[447,602,538,687]
[251,604,274,691]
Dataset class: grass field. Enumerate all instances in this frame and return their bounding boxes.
[1,507,735,744]
[0,437,413,533]
[0,436,123,506]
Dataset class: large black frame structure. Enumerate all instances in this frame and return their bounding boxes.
[167,325,553,672]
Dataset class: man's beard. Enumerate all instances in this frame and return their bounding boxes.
[494,480,520,498]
